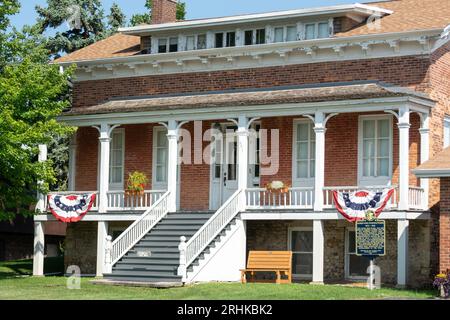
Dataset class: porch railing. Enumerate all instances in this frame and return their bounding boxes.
[107,190,166,211]
[178,189,243,281]
[105,191,170,270]
[44,191,99,212]
[323,186,398,209]
[408,186,425,210]
[246,187,314,209]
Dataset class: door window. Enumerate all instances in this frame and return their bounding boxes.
[346,230,369,278]
[290,229,313,277]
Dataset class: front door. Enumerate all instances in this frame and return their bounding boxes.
[210,124,238,210]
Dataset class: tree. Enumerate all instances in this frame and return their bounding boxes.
[0,4,75,220]
[130,0,186,26]
[35,0,108,58]
[0,0,20,69]
[108,3,126,31]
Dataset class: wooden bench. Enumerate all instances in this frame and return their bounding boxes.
[240,251,292,284]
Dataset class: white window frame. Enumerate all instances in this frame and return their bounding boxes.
[248,121,261,187]
[244,28,266,45]
[152,126,168,190]
[304,21,329,40]
[273,25,298,43]
[358,115,393,187]
[288,226,313,280]
[292,119,316,187]
[345,227,369,280]
[109,128,125,191]
[444,116,450,148]
[214,30,237,48]
[157,36,179,53]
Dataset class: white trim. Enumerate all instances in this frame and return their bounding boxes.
[119,4,392,35]
[152,126,169,190]
[357,114,393,186]
[444,116,450,148]
[292,119,315,187]
[241,211,430,220]
[288,226,314,280]
[413,168,450,178]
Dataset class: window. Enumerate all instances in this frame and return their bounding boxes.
[256,28,266,44]
[305,22,330,40]
[346,230,369,279]
[169,37,178,52]
[109,129,125,189]
[215,33,224,48]
[286,26,297,41]
[226,32,236,47]
[249,123,261,185]
[444,116,450,148]
[274,27,284,43]
[153,127,168,185]
[305,24,316,40]
[158,38,167,53]
[244,29,266,45]
[289,229,313,277]
[361,117,391,179]
[186,36,195,50]
[294,121,316,180]
[141,36,151,54]
[197,34,207,50]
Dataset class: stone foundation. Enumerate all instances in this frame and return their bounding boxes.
[246,219,431,287]
[64,221,132,275]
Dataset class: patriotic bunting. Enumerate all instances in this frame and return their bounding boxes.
[48,194,96,223]
[332,189,395,222]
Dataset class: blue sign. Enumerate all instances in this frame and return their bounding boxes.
[356,220,386,256]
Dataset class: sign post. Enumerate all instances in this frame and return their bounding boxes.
[355,211,386,290]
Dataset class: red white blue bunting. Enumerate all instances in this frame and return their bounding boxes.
[48,194,96,223]
[332,189,395,222]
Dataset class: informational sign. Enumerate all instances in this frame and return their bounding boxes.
[356,220,386,257]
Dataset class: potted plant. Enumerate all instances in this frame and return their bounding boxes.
[265,181,290,194]
[433,272,449,298]
[126,171,149,196]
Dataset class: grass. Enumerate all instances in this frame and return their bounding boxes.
[0,258,436,300]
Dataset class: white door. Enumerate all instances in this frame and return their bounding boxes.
[210,124,239,210]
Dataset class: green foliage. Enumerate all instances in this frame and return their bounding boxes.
[130,0,187,26]
[126,171,149,193]
[0,3,75,220]
[108,3,126,31]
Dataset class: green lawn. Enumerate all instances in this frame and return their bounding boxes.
[0,258,436,300]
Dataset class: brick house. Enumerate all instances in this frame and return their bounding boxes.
[32,0,450,287]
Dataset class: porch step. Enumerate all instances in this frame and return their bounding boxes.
[105,210,235,284]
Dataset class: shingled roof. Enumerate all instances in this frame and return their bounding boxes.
[54,0,450,64]
[61,82,434,116]
[413,147,450,177]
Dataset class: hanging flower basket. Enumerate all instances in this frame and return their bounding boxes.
[125,171,148,197]
[265,181,290,194]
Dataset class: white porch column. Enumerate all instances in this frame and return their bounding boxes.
[313,111,326,212]
[36,144,48,213]
[167,120,179,213]
[237,115,249,211]
[98,124,111,213]
[312,220,324,284]
[32,221,45,276]
[397,219,409,287]
[419,114,430,210]
[68,134,77,191]
[398,107,410,211]
[96,221,109,277]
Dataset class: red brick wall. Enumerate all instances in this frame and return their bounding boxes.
[440,177,450,273]
[75,127,98,191]
[72,56,430,109]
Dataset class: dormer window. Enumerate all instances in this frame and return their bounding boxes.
[305,22,329,40]
[169,37,178,52]
[158,38,167,53]
[244,28,266,45]
[158,37,178,53]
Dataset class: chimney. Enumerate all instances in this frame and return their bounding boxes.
[151,0,178,24]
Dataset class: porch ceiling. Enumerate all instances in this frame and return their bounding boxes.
[63,81,434,117]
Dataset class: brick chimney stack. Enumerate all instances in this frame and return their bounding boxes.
[151,0,178,24]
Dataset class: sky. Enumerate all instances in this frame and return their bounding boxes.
[11,0,383,31]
